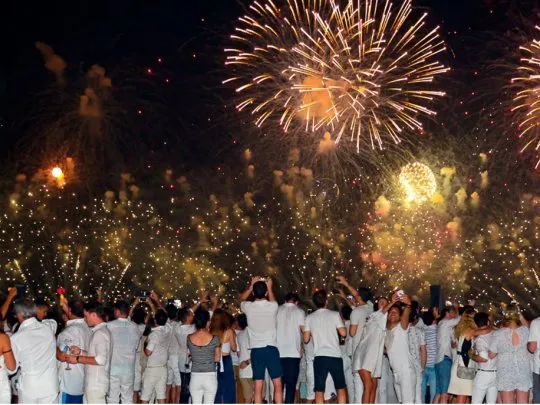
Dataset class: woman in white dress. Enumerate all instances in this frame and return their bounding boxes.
[448,308,477,403]
[353,294,399,404]
[0,326,16,404]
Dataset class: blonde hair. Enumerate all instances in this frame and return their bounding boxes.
[454,308,476,338]
[502,304,521,327]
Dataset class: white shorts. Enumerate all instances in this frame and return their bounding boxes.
[167,355,181,386]
[141,365,167,401]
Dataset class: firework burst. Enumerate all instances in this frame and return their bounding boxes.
[512,25,540,169]
[225,0,448,154]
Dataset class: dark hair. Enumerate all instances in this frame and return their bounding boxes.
[236,313,248,330]
[284,292,300,303]
[84,300,106,320]
[312,289,327,309]
[358,287,372,303]
[340,305,352,321]
[34,297,50,308]
[155,309,168,326]
[252,281,268,299]
[194,308,210,329]
[113,300,130,316]
[473,312,490,328]
[422,310,435,326]
[389,304,402,316]
[409,301,420,323]
[177,308,190,324]
[165,303,178,321]
[460,305,475,316]
[68,299,85,318]
[132,307,146,325]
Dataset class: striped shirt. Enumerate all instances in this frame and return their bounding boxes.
[424,324,437,367]
[187,335,220,373]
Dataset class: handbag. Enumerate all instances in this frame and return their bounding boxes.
[457,364,477,380]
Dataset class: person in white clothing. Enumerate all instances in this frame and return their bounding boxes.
[56,298,92,404]
[529,316,540,404]
[469,312,497,404]
[165,304,181,404]
[304,289,347,404]
[335,276,373,403]
[130,306,149,403]
[385,294,415,404]
[239,277,283,404]
[0,320,16,404]
[66,300,112,404]
[236,313,254,403]
[35,297,58,335]
[435,306,461,404]
[107,300,143,404]
[276,292,305,404]
[141,309,171,404]
[408,302,427,404]
[339,305,355,404]
[175,307,195,403]
[11,299,59,404]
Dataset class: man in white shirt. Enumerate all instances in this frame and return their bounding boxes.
[165,304,181,404]
[175,308,195,404]
[11,299,59,404]
[107,300,143,404]
[303,289,347,404]
[35,297,58,335]
[56,299,92,404]
[276,292,305,404]
[67,300,112,404]
[239,277,283,404]
[435,306,461,404]
[141,309,171,404]
[528,316,540,404]
[336,277,374,403]
[470,312,497,404]
[236,313,255,403]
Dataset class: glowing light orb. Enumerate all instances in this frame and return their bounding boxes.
[399,162,437,203]
[225,0,448,153]
[51,167,64,178]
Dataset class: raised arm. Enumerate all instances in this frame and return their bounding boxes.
[1,288,17,321]
[239,277,258,303]
[400,295,412,330]
[129,298,141,318]
[266,278,276,302]
[335,276,360,304]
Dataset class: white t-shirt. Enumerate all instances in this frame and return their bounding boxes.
[528,317,540,374]
[304,308,345,358]
[436,316,461,363]
[107,318,143,375]
[276,303,305,358]
[57,318,92,395]
[237,330,253,379]
[385,324,413,372]
[349,301,373,351]
[240,300,279,348]
[167,320,180,356]
[146,325,171,367]
[85,322,112,394]
[474,332,496,371]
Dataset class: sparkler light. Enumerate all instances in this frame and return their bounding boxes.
[511,25,540,169]
[225,0,448,152]
[399,162,437,203]
[51,167,63,179]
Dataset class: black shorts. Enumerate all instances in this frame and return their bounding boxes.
[313,356,346,392]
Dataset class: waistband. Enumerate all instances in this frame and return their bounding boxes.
[478,369,496,372]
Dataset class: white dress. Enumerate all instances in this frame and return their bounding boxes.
[353,310,387,377]
[0,355,11,404]
[448,335,475,396]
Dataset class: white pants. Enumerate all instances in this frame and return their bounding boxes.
[134,355,142,392]
[0,374,10,404]
[413,365,423,404]
[19,392,58,404]
[342,355,354,404]
[190,372,217,404]
[471,370,497,404]
[84,390,106,404]
[167,355,181,386]
[377,355,397,404]
[108,372,134,404]
[393,366,416,404]
[141,365,167,401]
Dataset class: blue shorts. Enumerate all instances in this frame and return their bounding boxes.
[435,357,452,394]
[250,345,282,380]
[60,392,83,404]
[314,356,346,392]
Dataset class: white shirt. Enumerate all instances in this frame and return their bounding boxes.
[175,323,195,372]
[350,301,373,351]
[385,324,413,371]
[85,322,112,393]
[107,318,143,375]
[237,330,252,379]
[276,303,305,358]
[241,300,279,348]
[42,318,58,335]
[167,320,180,356]
[474,332,496,371]
[436,316,461,363]
[305,308,345,358]
[57,318,92,395]
[146,325,171,367]
[528,317,540,374]
[11,317,59,397]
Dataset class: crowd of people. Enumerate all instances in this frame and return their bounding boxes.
[0,276,538,404]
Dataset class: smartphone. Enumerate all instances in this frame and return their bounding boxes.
[140,290,150,300]
[396,289,405,298]
[15,284,26,301]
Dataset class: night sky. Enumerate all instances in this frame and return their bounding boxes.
[0,0,537,171]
